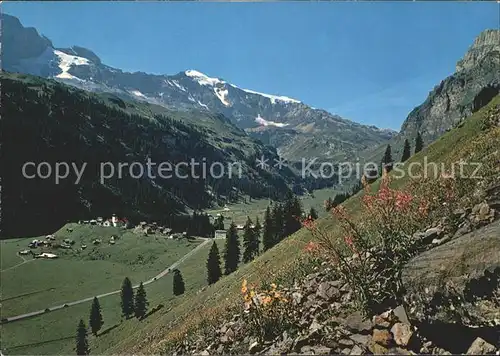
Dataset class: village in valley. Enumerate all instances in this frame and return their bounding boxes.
[15,212,235,261]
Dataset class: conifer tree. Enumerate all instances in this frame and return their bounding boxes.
[76,319,89,355]
[254,217,262,246]
[309,207,318,220]
[415,132,424,154]
[206,242,222,285]
[173,269,185,296]
[120,277,135,319]
[271,203,285,244]
[242,216,259,263]
[283,195,302,237]
[213,215,224,230]
[89,297,103,336]
[382,144,393,172]
[401,139,411,162]
[134,282,148,320]
[262,206,274,251]
[223,222,240,275]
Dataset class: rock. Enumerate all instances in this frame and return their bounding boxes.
[308,345,333,355]
[350,333,371,346]
[393,305,410,325]
[316,281,339,301]
[368,340,389,354]
[292,291,303,305]
[387,347,414,355]
[414,226,444,244]
[339,338,355,347]
[466,337,497,355]
[432,235,452,246]
[344,311,373,334]
[200,350,210,355]
[372,329,393,347]
[373,310,394,328]
[454,221,472,238]
[349,345,365,355]
[248,341,261,354]
[390,323,413,347]
[471,202,496,225]
[309,319,323,333]
[402,220,500,326]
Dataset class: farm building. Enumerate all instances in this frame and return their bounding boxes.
[214,230,227,239]
[36,253,58,259]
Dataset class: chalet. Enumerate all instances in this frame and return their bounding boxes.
[214,230,227,239]
[19,250,31,255]
[103,220,112,227]
[90,219,97,225]
[236,225,245,230]
[37,253,58,259]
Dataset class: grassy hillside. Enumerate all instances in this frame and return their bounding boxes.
[104,95,499,354]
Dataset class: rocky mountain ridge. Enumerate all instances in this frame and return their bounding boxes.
[400,29,500,144]
[2,13,396,162]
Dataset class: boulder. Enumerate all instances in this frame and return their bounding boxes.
[372,329,393,347]
[390,323,413,347]
[466,337,497,355]
[402,220,500,325]
[344,311,373,334]
[316,281,340,301]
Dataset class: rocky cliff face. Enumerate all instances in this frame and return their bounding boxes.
[400,29,500,143]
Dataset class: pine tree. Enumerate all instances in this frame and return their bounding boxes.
[173,269,185,296]
[242,216,259,263]
[206,242,222,285]
[271,203,285,244]
[309,207,318,220]
[415,132,424,154]
[401,139,411,162]
[253,217,262,252]
[262,206,274,251]
[134,282,148,320]
[76,319,89,355]
[283,195,302,237]
[120,277,135,319]
[382,144,393,172]
[89,296,103,336]
[213,215,224,230]
[223,222,241,275]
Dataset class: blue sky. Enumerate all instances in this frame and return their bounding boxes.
[5,2,499,130]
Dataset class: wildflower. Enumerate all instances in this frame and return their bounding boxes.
[241,279,248,295]
[301,216,316,229]
[304,241,319,253]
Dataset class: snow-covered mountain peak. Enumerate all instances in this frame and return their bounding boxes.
[240,88,301,105]
[185,69,225,86]
[54,50,89,80]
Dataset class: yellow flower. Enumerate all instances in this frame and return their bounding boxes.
[270,283,277,290]
[241,279,248,295]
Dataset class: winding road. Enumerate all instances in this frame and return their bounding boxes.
[2,238,213,324]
